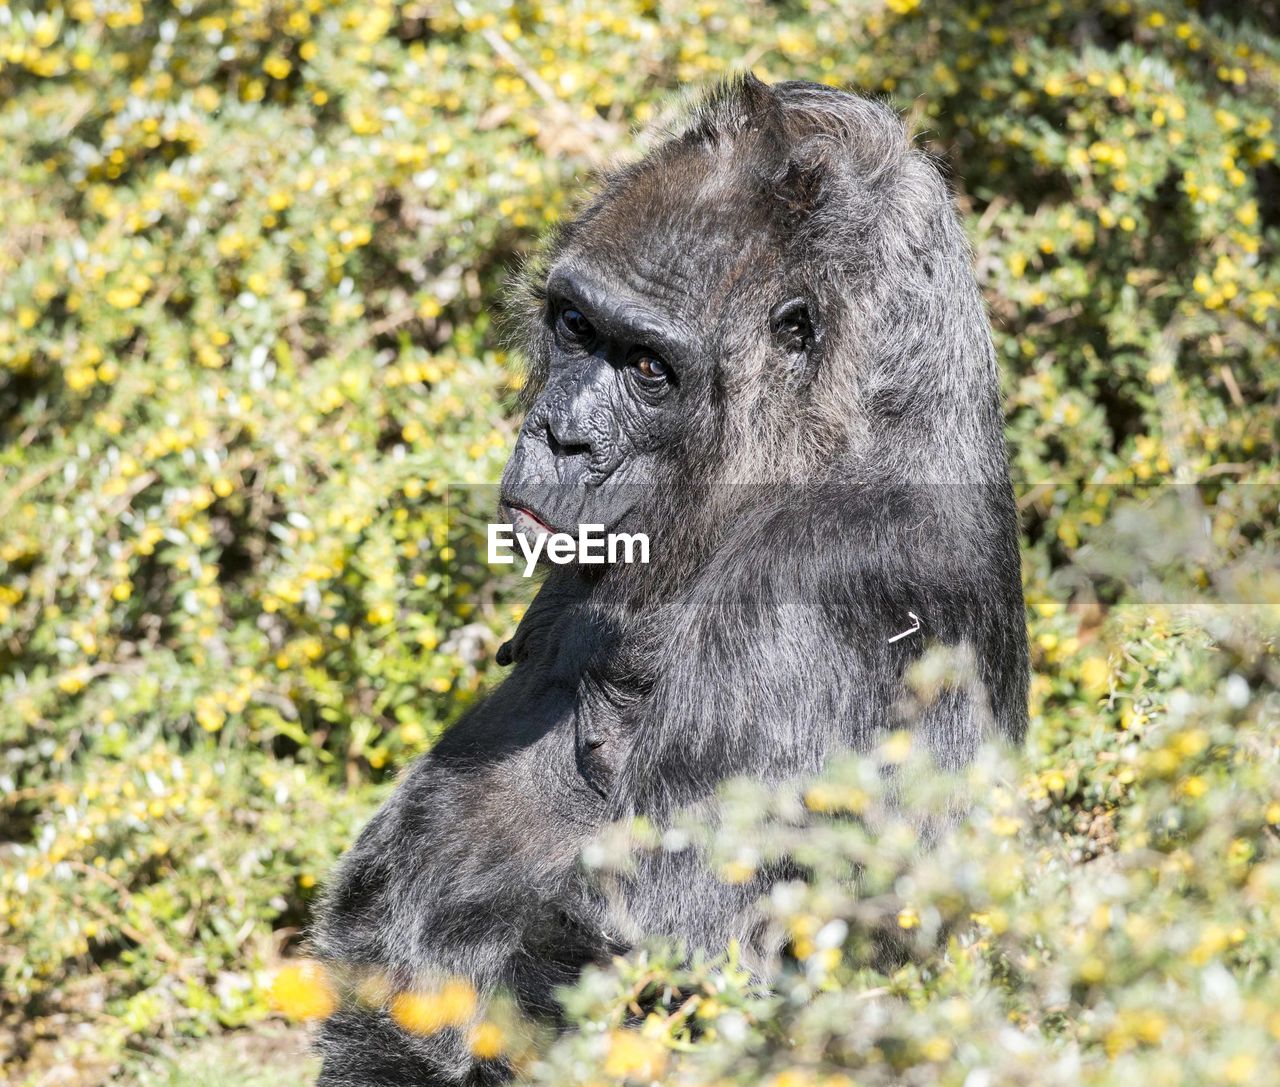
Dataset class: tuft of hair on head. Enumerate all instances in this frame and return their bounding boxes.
[663,75,920,240]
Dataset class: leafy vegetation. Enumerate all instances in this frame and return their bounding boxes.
[1,0,1277,1083]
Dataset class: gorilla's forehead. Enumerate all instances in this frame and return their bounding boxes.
[552,156,778,333]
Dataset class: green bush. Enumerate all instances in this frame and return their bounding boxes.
[0,0,1277,1082]
[513,592,1280,1086]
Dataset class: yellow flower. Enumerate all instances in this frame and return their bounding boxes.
[991,814,1023,836]
[881,730,913,763]
[1078,957,1104,983]
[603,1029,667,1081]
[106,287,142,309]
[195,698,225,733]
[390,980,478,1034]
[1180,776,1207,799]
[270,960,337,1021]
[468,1021,506,1060]
[1223,1054,1256,1084]
[1175,729,1208,757]
[1080,656,1109,696]
[803,783,868,814]
[921,1036,953,1061]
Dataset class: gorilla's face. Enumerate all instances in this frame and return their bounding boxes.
[500,171,819,540]
[499,260,695,536]
[499,176,737,538]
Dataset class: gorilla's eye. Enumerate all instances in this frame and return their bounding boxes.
[634,353,670,382]
[770,298,815,355]
[557,306,594,342]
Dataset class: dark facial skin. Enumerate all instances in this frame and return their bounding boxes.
[496,155,794,538]
[499,262,691,534]
[499,157,828,545]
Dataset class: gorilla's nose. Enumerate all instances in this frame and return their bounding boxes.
[546,419,592,461]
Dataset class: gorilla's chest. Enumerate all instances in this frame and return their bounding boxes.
[521,606,640,790]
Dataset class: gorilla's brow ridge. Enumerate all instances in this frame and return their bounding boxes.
[547,265,693,362]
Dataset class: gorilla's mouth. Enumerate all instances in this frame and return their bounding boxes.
[499,485,642,539]
[500,500,556,538]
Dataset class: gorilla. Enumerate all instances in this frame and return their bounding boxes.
[313,75,1028,1085]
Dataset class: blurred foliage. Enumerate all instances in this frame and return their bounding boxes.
[519,598,1280,1087]
[0,0,1277,1083]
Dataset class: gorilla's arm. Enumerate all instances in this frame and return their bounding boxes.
[312,598,618,1086]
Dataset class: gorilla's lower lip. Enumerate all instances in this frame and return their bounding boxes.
[501,501,555,535]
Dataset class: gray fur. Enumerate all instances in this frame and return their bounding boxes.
[313,76,1028,1086]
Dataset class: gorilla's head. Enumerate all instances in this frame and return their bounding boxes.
[500,75,1007,546]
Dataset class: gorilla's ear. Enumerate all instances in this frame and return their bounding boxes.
[770,297,822,384]
[773,155,827,227]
